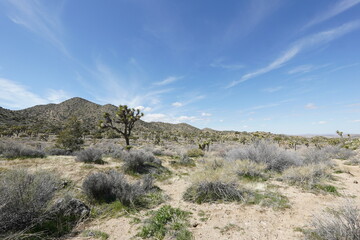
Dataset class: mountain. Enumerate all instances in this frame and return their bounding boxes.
[0,97,202,135]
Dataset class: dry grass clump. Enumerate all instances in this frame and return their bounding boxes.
[82,170,154,207]
[76,148,104,164]
[304,201,360,240]
[282,164,332,189]
[233,160,269,181]
[226,140,301,172]
[183,159,248,203]
[0,141,46,159]
[187,148,205,157]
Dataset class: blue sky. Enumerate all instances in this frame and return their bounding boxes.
[0,0,359,134]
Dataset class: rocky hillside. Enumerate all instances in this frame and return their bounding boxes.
[0,97,202,135]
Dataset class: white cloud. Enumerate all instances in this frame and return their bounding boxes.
[318,121,327,124]
[305,103,318,109]
[303,0,360,30]
[351,120,360,122]
[143,113,201,123]
[135,106,152,112]
[262,86,283,93]
[227,20,360,88]
[154,76,182,86]
[172,102,183,107]
[0,78,69,109]
[45,89,71,103]
[201,112,212,117]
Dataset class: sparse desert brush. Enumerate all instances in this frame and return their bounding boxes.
[93,142,125,159]
[304,201,360,240]
[233,159,269,181]
[138,205,193,240]
[0,141,46,159]
[76,148,104,164]
[282,163,332,189]
[187,148,205,157]
[122,150,165,175]
[0,169,59,235]
[323,145,356,160]
[301,148,332,165]
[183,181,247,203]
[46,147,72,156]
[226,140,301,172]
[82,170,155,207]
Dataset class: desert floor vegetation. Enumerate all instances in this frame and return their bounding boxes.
[0,137,359,239]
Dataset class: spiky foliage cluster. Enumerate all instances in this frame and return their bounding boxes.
[100,105,144,146]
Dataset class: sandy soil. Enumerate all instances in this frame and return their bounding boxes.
[1,152,360,240]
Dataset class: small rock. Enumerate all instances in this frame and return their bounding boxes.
[192,222,199,228]
[354,180,358,184]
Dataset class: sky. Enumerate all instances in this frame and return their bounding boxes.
[0,0,359,135]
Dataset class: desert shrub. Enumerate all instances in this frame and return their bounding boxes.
[226,140,301,172]
[122,150,164,174]
[82,170,154,206]
[138,205,193,240]
[302,148,331,165]
[0,169,59,235]
[234,160,269,181]
[187,148,205,157]
[0,142,45,159]
[282,164,332,189]
[323,145,356,160]
[183,181,246,203]
[76,148,104,164]
[95,142,126,159]
[46,147,72,156]
[304,201,360,240]
[56,116,84,152]
[171,153,196,167]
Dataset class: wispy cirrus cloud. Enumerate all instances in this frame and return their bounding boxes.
[3,0,69,57]
[262,86,284,93]
[210,58,244,70]
[0,78,70,109]
[303,0,360,30]
[227,20,360,88]
[153,76,183,86]
[305,103,318,109]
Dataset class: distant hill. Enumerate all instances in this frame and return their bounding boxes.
[0,97,202,135]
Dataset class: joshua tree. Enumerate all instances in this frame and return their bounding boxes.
[336,130,343,138]
[100,105,143,146]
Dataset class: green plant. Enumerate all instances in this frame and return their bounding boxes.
[187,148,205,157]
[100,105,143,146]
[82,230,109,239]
[56,116,84,152]
[76,148,104,164]
[138,205,193,240]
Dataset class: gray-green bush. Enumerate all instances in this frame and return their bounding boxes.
[0,169,59,235]
[76,148,104,164]
[82,170,154,206]
[226,140,301,172]
[122,150,163,174]
[0,142,45,159]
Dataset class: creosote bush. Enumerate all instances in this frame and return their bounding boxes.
[233,159,269,181]
[0,169,59,236]
[226,140,301,172]
[138,205,193,240]
[76,148,104,164]
[82,170,154,207]
[0,141,45,159]
[304,201,360,240]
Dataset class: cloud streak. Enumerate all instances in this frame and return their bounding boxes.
[227,20,360,88]
[4,0,69,57]
[303,0,360,30]
[153,76,182,86]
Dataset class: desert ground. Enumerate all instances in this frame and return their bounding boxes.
[1,142,359,240]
